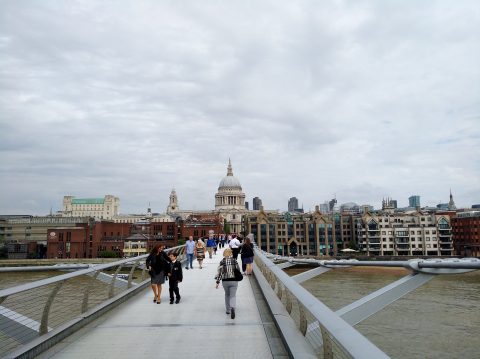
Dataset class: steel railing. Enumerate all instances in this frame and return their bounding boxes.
[254,248,390,359]
[0,245,186,358]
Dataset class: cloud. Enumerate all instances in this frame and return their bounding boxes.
[0,0,479,215]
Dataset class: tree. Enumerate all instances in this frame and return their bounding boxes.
[98,251,119,258]
[347,240,358,250]
[223,219,231,235]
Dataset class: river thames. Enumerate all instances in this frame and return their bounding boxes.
[1,267,479,358]
[290,267,480,359]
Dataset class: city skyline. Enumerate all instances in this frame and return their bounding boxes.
[1,1,479,214]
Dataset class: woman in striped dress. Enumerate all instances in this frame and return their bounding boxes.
[194,238,206,269]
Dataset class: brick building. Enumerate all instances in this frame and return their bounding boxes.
[180,214,223,240]
[452,211,480,257]
[47,219,180,259]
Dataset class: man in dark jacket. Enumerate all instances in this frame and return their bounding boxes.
[168,252,183,304]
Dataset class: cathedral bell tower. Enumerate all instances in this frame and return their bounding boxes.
[166,188,178,214]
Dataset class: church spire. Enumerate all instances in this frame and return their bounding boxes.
[448,189,456,210]
[227,158,233,176]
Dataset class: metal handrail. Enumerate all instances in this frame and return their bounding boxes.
[0,245,185,298]
[267,254,480,273]
[255,248,390,359]
[0,244,186,358]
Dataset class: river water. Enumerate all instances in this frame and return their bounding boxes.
[290,267,480,359]
[1,269,479,358]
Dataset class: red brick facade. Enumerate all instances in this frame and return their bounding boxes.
[452,213,480,257]
[47,220,180,259]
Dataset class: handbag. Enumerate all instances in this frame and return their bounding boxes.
[234,267,243,281]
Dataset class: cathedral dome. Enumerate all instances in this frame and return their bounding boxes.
[218,159,242,190]
[219,175,241,189]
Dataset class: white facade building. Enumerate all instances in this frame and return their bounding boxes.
[62,195,119,220]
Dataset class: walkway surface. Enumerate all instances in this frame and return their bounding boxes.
[38,248,279,359]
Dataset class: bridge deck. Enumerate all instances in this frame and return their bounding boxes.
[38,248,285,358]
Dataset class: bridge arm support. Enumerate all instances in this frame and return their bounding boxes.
[336,273,435,326]
[292,267,331,283]
[277,262,295,269]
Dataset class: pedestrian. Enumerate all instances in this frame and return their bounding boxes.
[194,238,206,269]
[240,234,255,275]
[185,236,195,270]
[219,234,225,248]
[167,252,183,304]
[215,248,242,319]
[206,234,216,259]
[229,234,241,260]
[146,244,171,304]
[213,239,218,255]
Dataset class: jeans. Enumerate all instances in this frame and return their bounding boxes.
[186,253,194,268]
[222,281,238,312]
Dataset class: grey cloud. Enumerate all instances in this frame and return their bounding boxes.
[1,0,479,214]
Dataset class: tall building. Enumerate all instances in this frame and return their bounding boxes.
[214,159,247,234]
[288,197,299,212]
[252,197,262,210]
[408,195,421,208]
[452,211,480,257]
[355,211,453,256]
[62,195,119,219]
[340,202,360,214]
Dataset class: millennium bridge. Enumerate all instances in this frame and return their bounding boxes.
[0,246,479,359]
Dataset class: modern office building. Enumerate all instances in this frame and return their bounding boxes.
[62,195,120,219]
[408,195,421,208]
[340,202,360,214]
[288,197,299,212]
[252,197,263,211]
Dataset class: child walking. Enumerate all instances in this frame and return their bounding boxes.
[168,252,183,304]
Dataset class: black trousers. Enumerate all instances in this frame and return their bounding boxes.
[169,281,180,300]
[232,247,240,260]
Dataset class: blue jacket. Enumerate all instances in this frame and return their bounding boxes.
[206,238,216,247]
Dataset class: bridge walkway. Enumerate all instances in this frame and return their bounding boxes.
[37,248,288,359]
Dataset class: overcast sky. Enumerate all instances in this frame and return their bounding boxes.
[1,1,479,215]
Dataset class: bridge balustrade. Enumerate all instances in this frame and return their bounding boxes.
[0,245,186,358]
[254,248,390,359]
